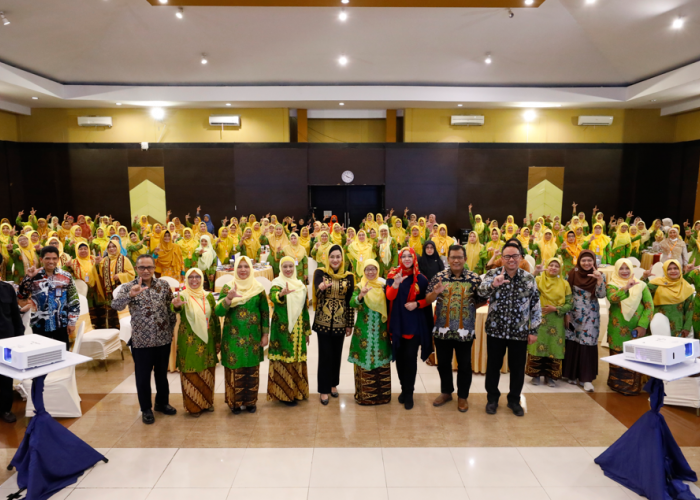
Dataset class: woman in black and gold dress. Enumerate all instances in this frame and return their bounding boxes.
[312,244,355,405]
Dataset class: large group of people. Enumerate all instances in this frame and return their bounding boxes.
[2,201,699,425]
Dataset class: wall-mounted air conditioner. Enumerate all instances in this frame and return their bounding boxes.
[451,115,485,126]
[578,116,613,126]
[209,115,241,126]
[77,116,112,128]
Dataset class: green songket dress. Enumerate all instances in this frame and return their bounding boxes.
[684,269,700,338]
[646,282,694,337]
[348,288,392,405]
[267,285,311,402]
[525,294,572,380]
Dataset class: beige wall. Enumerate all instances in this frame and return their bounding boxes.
[0,110,18,142]
[15,108,289,143]
[307,118,386,143]
[676,109,700,143]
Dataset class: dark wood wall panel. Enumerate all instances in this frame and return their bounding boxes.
[308,146,385,185]
[0,143,11,219]
[17,144,72,219]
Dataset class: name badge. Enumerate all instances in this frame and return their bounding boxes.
[295,259,299,266]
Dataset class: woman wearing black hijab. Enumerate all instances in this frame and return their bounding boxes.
[418,241,444,282]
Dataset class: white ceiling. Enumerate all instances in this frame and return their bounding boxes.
[0,0,699,113]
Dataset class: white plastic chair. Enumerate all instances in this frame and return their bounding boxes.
[160,275,180,291]
[215,274,234,292]
[76,294,123,369]
[113,284,132,344]
[255,276,272,296]
[524,255,536,273]
[651,261,664,278]
[308,257,318,281]
[21,310,32,335]
[650,313,672,336]
[627,256,641,268]
[24,322,85,418]
[633,267,646,280]
[74,279,88,297]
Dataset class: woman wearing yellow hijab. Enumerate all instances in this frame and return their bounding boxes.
[0,223,14,281]
[363,213,378,234]
[195,234,218,290]
[606,258,653,395]
[71,241,105,306]
[503,223,518,242]
[347,258,391,405]
[501,215,518,235]
[417,217,428,239]
[298,226,312,255]
[346,230,376,280]
[154,230,185,283]
[485,227,504,260]
[583,223,612,265]
[251,222,264,245]
[237,227,262,262]
[556,230,582,277]
[464,231,484,274]
[390,218,407,247]
[526,257,572,386]
[646,259,694,338]
[178,228,199,270]
[117,225,130,249]
[148,223,164,253]
[268,256,311,405]
[215,256,269,414]
[311,231,333,269]
[608,222,632,264]
[214,226,235,266]
[171,267,220,415]
[629,225,643,260]
[517,227,533,256]
[433,224,452,258]
[267,224,292,277]
[534,229,559,265]
[96,237,135,328]
[126,231,149,265]
[468,206,486,244]
[407,225,425,257]
[65,226,88,258]
[329,223,346,246]
[376,225,398,278]
[281,232,309,283]
[91,227,110,256]
[136,215,151,239]
[11,234,39,284]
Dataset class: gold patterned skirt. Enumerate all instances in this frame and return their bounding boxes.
[607,348,645,396]
[525,355,562,379]
[225,366,260,409]
[267,360,309,402]
[353,364,391,406]
[180,367,216,414]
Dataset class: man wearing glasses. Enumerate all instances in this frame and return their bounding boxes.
[112,254,178,424]
[477,240,541,417]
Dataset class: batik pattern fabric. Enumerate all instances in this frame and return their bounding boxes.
[348,289,392,371]
[566,281,607,346]
[683,269,700,338]
[174,293,221,373]
[225,366,259,409]
[606,284,654,351]
[525,356,562,380]
[428,269,482,342]
[646,283,693,337]
[477,268,542,341]
[18,268,80,332]
[527,293,572,360]
[353,364,391,406]
[268,286,311,363]
[215,288,270,369]
[180,368,216,414]
[267,361,309,403]
[606,347,645,396]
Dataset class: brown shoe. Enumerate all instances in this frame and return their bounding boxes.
[458,398,469,413]
[433,393,453,407]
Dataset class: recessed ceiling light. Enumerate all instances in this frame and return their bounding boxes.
[458,104,463,107]
[201,53,208,65]
[176,7,183,19]
[151,107,165,120]
[672,17,685,29]
[338,55,348,66]
[650,99,657,102]
[116,102,122,106]
[339,102,345,106]
[0,12,9,26]
[226,103,231,106]
[341,0,349,3]
[31,96,38,100]
[339,9,348,21]
[485,54,492,64]
[159,0,168,4]
[525,0,534,5]
[585,0,595,4]
[523,110,537,122]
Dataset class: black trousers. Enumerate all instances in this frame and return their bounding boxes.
[0,375,14,414]
[435,337,473,399]
[317,333,345,394]
[37,327,69,346]
[395,336,420,396]
[132,343,171,411]
[485,335,527,405]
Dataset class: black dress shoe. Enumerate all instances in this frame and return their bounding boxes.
[0,412,16,424]
[507,402,525,417]
[142,410,155,424]
[320,395,329,406]
[283,400,298,407]
[330,391,339,398]
[404,394,414,410]
[485,402,498,415]
[398,393,405,404]
[247,405,257,413]
[232,407,242,415]
[154,404,177,416]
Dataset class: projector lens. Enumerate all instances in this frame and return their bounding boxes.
[3,348,11,362]
[685,343,693,357]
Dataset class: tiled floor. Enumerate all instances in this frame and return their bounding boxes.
[2,446,699,500]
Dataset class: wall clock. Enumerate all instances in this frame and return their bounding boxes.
[341,170,354,184]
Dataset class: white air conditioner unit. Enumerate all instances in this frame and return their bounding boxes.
[209,115,241,127]
[451,115,485,126]
[77,116,112,128]
[578,115,613,126]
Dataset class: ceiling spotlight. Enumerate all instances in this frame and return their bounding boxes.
[339,102,345,106]
[31,96,38,100]
[457,104,463,107]
[650,99,657,102]
[672,17,685,29]
[523,109,537,122]
[201,53,208,65]
[116,103,122,106]
[341,0,349,3]
[338,55,348,66]
[226,103,231,106]
[159,0,168,4]
[525,0,534,5]
[585,0,596,4]
[0,12,9,26]
[339,9,348,21]
[508,9,514,18]
[485,54,492,64]
[176,7,184,19]
[151,107,165,120]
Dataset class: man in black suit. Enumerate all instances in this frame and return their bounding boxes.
[0,254,25,423]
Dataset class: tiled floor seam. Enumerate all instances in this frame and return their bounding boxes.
[514,446,555,500]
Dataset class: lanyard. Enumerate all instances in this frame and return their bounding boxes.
[191,295,209,328]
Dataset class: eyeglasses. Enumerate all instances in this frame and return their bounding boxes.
[501,254,521,261]
[137,266,156,271]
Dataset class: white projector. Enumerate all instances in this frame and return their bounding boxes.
[623,336,700,367]
[0,334,66,371]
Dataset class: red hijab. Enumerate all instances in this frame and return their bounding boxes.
[388,247,421,302]
[77,215,92,238]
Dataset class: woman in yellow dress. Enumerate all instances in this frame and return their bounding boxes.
[237,227,262,262]
[154,230,185,283]
[346,230,376,281]
[330,223,346,246]
[215,226,236,266]
[96,237,135,329]
[407,226,425,256]
[311,231,333,270]
[267,223,292,277]
[298,226,312,255]
[283,232,309,283]
[390,218,407,248]
[433,224,452,258]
